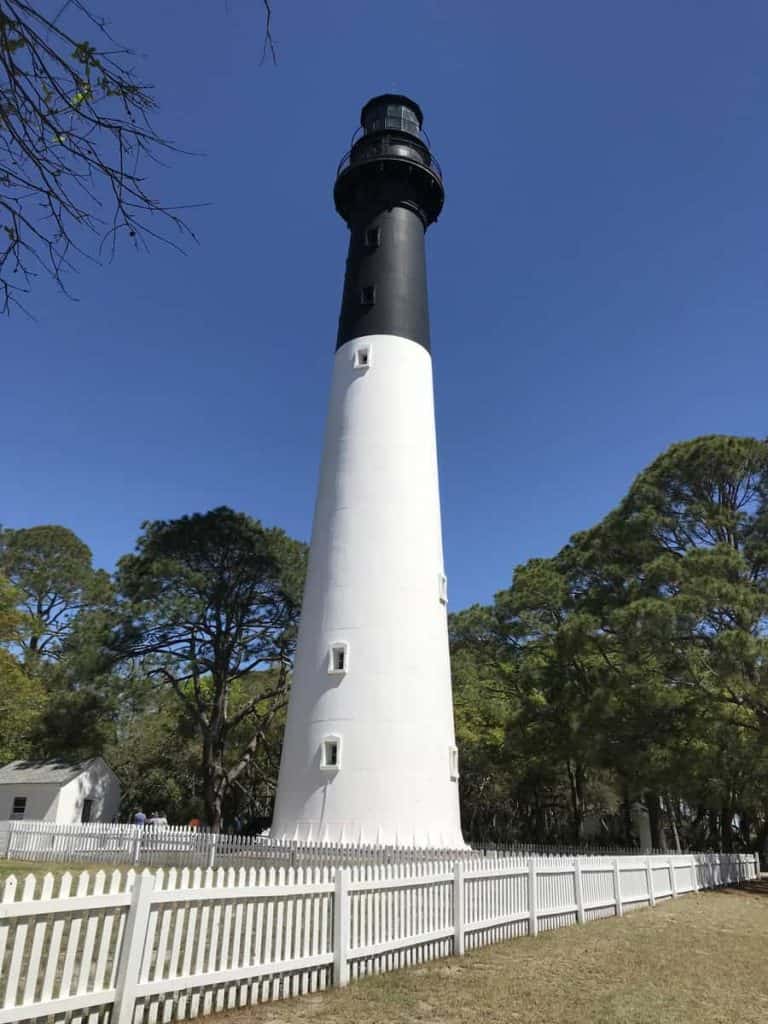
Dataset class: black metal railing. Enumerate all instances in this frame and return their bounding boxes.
[336,142,443,183]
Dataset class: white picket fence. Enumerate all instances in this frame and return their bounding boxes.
[1,819,648,869]
[0,851,757,1024]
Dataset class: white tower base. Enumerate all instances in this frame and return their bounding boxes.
[272,333,464,847]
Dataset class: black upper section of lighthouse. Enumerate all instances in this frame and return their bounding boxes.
[334,95,444,352]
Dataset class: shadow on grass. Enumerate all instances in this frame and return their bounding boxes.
[713,876,768,898]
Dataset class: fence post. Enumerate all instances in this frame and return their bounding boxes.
[755,852,761,880]
[646,858,655,907]
[453,861,465,954]
[132,828,142,866]
[112,871,155,1024]
[528,860,538,937]
[573,859,585,924]
[4,820,15,859]
[334,868,350,988]
[208,834,217,870]
[613,858,623,918]
[669,859,677,898]
[691,854,699,892]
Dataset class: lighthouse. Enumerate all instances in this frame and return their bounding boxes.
[272,95,464,847]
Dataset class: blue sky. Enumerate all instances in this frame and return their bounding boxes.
[2,0,767,610]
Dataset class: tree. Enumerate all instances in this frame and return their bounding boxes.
[0,523,110,662]
[0,524,121,765]
[577,435,768,849]
[600,435,768,724]
[449,435,768,852]
[105,686,203,823]
[449,604,514,842]
[0,572,45,761]
[450,573,624,847]
[114,506,306,830]
[0,0,277,314]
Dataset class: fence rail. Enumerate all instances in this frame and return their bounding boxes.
[0,849,758,1024]
[0,820,670,870]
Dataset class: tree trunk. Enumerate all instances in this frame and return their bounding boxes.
[755,818,768,870]
[567,761,585,845]
[708,808,721,851]
[665,794,682,852]
[621,783,634,846]
[645,791,665,850]
[721,804,733,853]
[533,788,546,844]
[202,735,226,832]
[738,811,752,850]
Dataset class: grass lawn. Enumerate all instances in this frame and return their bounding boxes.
[214,880,768,1024]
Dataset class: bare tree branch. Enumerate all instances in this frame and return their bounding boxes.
[0,0,278,314]
[260,0,276,66]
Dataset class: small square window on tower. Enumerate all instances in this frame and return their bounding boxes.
[353,344,371,370]
[365,226,381,249]
[449,746,459,781]
[360,285,376,306]
[328,641,349,674]
[438,572,448,605]
[321,735,342,770]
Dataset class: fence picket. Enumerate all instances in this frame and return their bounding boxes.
[23,872,53,1006]
[75,870,105,1024]
[0,837,757,1024]
[4,874,36,1008]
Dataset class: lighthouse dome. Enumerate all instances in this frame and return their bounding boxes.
[360,94,423,137]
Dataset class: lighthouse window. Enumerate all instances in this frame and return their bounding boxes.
[449,746,459,781]
[365,227,381,249]
[329,642,349,674]
[353,345,371,369]
[438,572,448,605]
[360,285,376,306]
[321,737,341,770]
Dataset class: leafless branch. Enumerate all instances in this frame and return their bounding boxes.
[0,0,199,312]
[0,0,279,314]
[260,0,277,66]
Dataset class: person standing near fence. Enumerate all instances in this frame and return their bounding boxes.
[133,809,146,826]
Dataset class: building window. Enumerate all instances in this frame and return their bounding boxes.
[321,736,342,770]
[365,226,381,249]
[353,344,371,370]
[449,746,459,781]
[81,799,93,824]
[11,796,26,819]
[360,285,376,306]
[328,642,349,674]
[438,572,448,605]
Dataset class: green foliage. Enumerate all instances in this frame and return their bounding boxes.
[105,689,202,821]
[113,507,307,829]
[0,573,45,762]
[0,524,111,661]
[452,436,768,852]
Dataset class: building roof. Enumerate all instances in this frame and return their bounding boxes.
[0,758,98,785]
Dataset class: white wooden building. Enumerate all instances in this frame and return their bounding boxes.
[0,757,120,824]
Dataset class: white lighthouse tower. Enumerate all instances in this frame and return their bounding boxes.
[272,95,464,847]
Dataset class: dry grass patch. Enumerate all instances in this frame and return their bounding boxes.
[214,883,768,1024]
